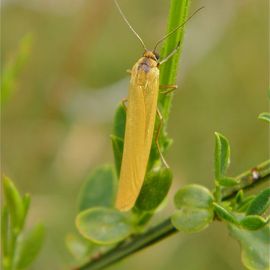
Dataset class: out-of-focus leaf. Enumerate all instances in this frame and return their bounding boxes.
[234,190,244,206]
[240,216,268,231]
[21,194,31,228]
[1,34,32,105]
[66,233,95,261]
[14,224,45,269]
[77,165,117,212]
[171,184,214,233]
[213,202,239,225]
[229,224,270,270]
[76,207,132,245]
[3,176,24,230]
[258,112,270,123]
[236,195,256,212]
[214,132,230,180]
[113,104,126,139]
[246,188,270,215]
[135,168,172,212]
[219,177,239,187]
[110,135,123,177]
[132,211,153,227]
[1,205,8,258]
[22,194,31,216]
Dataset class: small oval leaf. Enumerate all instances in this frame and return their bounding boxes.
[171,208,213,233]
[172,185,214,233]
[235,190,244,205]
[214,132,230,180]
[258,112,270,123]
[240,215,268,231]
[3,176,24,230]
[77,166,117,212]
[66,233,95,261]
[135,168,172,212]
[110,135,124,177]
[174,184,213,209]
[76,207,132,245]
[219,177,239,187]
[113,104,126,139]
[213,202,239,225]
[246,188,270,215]
[236,195,256,212]
[14,224,45,269]
[229,224,270,270]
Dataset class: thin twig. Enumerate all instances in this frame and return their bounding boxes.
[76,159,270,270]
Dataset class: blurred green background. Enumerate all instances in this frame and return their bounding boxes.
[1,0,268,269]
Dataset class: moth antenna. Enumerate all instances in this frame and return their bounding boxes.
[114,0,147,51]
[153,6,204,52]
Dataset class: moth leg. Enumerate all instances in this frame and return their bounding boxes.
[160,84,178,95]
[158,41,181,66]
[121,98,128,111]
[155,108,169,168]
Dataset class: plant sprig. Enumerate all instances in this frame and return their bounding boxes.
[1,177,45,270]
[72,1,270,270]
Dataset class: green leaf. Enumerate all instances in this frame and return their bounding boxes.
[132,211,153,227]
[77,165,117,212]
[21,193,31,228]
[76,207,132,245]
[246,188,270,215]
[113,104,126,139]
[66,233,95,261]
[111,105,126,177]
[14,224,45,269]
[159,0,191,120]
[22,194,31,216]
[135,168,172,212]
[240,215,268,231]
[235,190,244,204]
[213,202,239,225]
[1,205,9,258]
[258,112,270,123]
[219,177,239,187]
[172,208,213,233]
[110,135,124,177]
[229,224,270,270]
[1,34,32,105]
[171,184,214,233]
[3,176,24,230]
[236,195,256,212]
[174,184,213,209]
[214,132,230,180]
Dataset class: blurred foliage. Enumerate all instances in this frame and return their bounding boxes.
[1,177,44,270]
[1,0,268,269]
[1,34,32,105]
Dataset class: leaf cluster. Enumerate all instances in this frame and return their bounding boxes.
[1,177,44,270]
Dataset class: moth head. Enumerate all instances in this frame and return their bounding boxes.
[143,50,159,61]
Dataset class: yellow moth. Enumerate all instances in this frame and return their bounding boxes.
[114,0,202,211]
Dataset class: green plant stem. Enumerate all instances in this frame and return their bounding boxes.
[75,219,174,270]
[76,159,270,270]
[9,232,19,270]
[221,159,270,200]
[159,0,191,125]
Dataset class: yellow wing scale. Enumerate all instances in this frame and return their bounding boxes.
[115,57,159,211]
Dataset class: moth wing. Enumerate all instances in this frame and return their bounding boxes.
[115,64,159,211]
